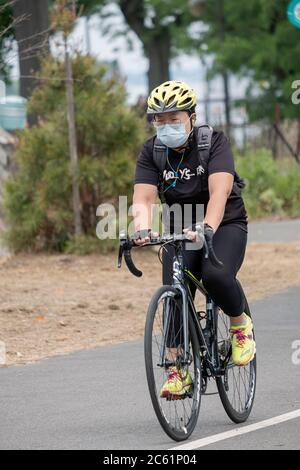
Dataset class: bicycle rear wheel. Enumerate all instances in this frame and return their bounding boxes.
[144,285,201,442]
[216,288,257,423]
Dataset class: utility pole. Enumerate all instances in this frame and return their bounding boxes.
[64,0,83,236]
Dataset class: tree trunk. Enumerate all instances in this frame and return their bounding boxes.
[145,32,171,93]
[119,1,171,93]
[64,41,83,236]
[13,0,50,125]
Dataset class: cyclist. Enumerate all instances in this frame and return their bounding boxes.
[132,80,256,398]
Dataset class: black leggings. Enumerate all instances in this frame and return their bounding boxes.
[162,224,248,318]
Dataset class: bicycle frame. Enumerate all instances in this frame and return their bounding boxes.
[118,229,229,376]
[166,241,229,377]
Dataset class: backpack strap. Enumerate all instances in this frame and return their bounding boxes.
[195,124,213,170]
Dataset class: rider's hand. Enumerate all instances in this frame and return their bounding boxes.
[183,224,203,243]
[183,227,198,242]
[132,229,159,245]
[203,223,215,243]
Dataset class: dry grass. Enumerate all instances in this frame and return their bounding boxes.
[0,241,300,367]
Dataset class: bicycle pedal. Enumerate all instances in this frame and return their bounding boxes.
[165,391,193,401]
[166,394,185,401]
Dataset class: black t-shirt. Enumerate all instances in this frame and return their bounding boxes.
[134,129,248,233]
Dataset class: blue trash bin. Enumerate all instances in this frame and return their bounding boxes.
[0,96,27,131]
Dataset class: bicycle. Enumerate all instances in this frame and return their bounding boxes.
[117,224,257,442]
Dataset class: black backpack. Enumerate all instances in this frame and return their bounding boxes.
[152,125,246,204]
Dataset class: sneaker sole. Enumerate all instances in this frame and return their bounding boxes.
[160,384,193,399]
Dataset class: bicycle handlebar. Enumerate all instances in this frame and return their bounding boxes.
[117,225,224,277]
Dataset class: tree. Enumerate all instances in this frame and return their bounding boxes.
[2,1,199,97]
[0,1,19,80]
[51,0,83,236]
[93,0,196,92]
[194,0,300,159]
[12,0,50,110]
[199,1,300,119]
[3,54,146,252]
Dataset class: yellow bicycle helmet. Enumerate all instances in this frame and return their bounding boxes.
[147,80,197,114]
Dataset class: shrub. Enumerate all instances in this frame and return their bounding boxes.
[235,149,300,219]
[3,54,146,252]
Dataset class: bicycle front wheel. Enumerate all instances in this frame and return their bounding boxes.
[144,285,201,442]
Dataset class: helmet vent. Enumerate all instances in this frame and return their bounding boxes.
[180,97,192,106]
[166,95,176,106]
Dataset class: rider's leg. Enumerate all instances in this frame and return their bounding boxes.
[200,224,255,365]
[201,224,247,319]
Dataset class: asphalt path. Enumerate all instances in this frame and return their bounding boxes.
[248,219,300,242]
[0,218,299,450]
[0,286,299,450]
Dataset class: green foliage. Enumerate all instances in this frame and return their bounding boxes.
[3,53,146,252]
[199,0,300,122]
[235,149,300,218]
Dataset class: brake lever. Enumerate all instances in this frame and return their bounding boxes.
[117,244,123,268]
[118,229,143,277]
[118,229,128,269]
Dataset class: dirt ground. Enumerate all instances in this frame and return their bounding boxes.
[0,241,300,367]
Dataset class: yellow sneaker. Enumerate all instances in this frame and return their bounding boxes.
[230,314,256,366]
[160,367,193,398]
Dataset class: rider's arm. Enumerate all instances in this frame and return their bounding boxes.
[203,172,234,233]
[132,183,158,244]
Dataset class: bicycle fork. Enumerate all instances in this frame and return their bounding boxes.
[157,254,191,368]
[171,255,190,366]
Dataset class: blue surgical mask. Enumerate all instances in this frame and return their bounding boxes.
[156,118,192,148]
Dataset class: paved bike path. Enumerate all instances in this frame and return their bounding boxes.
[248,219,300,242]
[0,286,299,450]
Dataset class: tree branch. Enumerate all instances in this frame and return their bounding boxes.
[0,12,29,39]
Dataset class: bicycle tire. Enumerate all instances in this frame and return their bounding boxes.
[144,285,202,442]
